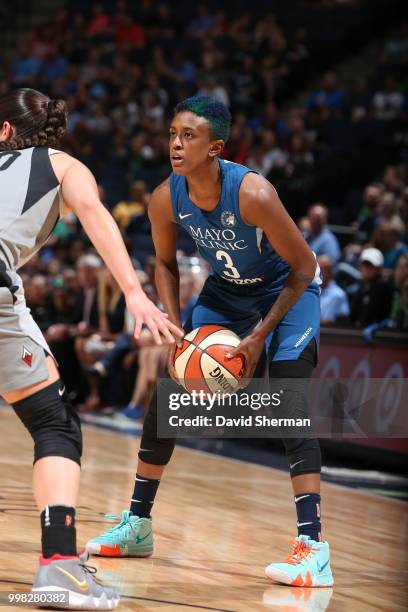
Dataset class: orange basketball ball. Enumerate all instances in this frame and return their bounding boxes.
[174,325,244,394]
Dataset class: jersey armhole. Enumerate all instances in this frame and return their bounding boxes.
[46,148,63,186]
[236,169,258,227]
[236,171,280,228]
[47,148,66,218]
[169,173,180,221]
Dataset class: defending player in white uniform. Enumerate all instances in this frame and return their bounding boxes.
[0,88,183,609]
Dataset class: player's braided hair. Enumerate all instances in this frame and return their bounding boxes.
[0,88,67,151]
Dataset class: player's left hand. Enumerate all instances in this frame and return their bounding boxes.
[226,333,265,386]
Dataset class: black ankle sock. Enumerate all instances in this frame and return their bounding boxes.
[295,493,321,541]
[40,505,77,558]
[130,474,160,518]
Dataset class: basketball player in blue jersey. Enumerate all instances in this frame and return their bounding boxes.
[88,97,334,588]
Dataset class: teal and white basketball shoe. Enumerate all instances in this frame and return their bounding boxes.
[265,535,334,587]
[86,511,153,558]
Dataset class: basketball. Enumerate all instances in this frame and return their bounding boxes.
[173,325,244,394]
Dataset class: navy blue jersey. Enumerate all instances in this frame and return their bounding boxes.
[170,159,292,290]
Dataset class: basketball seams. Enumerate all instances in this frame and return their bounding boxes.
[183,327,201,343]
[174,342,196,389]
[201,352,240,393]
[197,329,241,351]
[177,338,241,382]
[174,338,191,360]
[183,343,212,394]
[198,352,212,394]
[174,325,244,393]
[185,325,227,348]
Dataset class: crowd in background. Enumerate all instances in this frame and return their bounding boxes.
[3,0,408,412]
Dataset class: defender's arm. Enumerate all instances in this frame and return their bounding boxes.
[52,154,183,344]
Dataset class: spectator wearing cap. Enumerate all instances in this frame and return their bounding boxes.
[318,256,349,325]
[350,248,394,327]
[305,203,341,263]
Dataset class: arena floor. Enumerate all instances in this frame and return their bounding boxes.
[0,407,407,611]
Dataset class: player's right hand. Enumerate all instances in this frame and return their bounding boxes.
[226,332,264,386]
[126,289,184,345]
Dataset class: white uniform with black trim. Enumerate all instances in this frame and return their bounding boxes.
[0,146,63,394]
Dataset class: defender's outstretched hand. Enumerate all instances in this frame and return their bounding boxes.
[126,289,184,345]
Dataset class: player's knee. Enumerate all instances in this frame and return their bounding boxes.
[138,438,176,465]
[283,437,321,477]
[139,402,176,465]
[11,380,82,465]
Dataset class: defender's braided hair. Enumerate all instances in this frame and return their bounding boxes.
[0,88,67,151]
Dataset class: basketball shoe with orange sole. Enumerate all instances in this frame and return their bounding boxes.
[86,511,153,557]
[265,535,334,587]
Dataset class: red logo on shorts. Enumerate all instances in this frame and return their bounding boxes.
[22,346,33,367]
[65,515,73,527]
[316,503,321,518]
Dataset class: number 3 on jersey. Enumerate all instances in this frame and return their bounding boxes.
[216,250,240,279]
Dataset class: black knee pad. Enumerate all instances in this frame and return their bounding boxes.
[12,380,82,465]
[282,437,321,477]
[268,339,320,477]
[139,381,176,466]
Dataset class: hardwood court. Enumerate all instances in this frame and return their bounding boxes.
[0,407,407,611]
